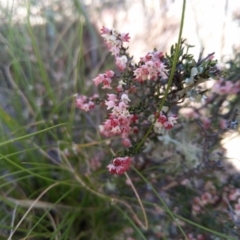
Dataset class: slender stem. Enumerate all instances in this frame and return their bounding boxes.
[125,172,148,230]
[135,0,186,152]
[8,182,60,240]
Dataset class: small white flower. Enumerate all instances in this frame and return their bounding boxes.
[120,55,127,63]
[119,80,126,86]
[121,93,131,103]
[148,114,155,123]
[153,122,164,134]
[162,106,169,112]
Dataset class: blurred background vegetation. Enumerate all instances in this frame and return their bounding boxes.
[0,0,239,239]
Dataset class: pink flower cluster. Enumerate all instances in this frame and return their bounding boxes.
[100,26,130,71]
[93,70,115,89]
[157,112,177,129]
[212,78,240,95]
[134,51,167,82]
[192,192,219,216]
[115,55,128,71]
[191,181,220,216]
[149,111,177,134]
[75,94,98,112]
[107,156,132,175]
[99,93,138,141]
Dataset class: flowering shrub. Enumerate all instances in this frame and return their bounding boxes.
[75,26,240,238]
[4,0,240,238]
[75,26,238,172]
